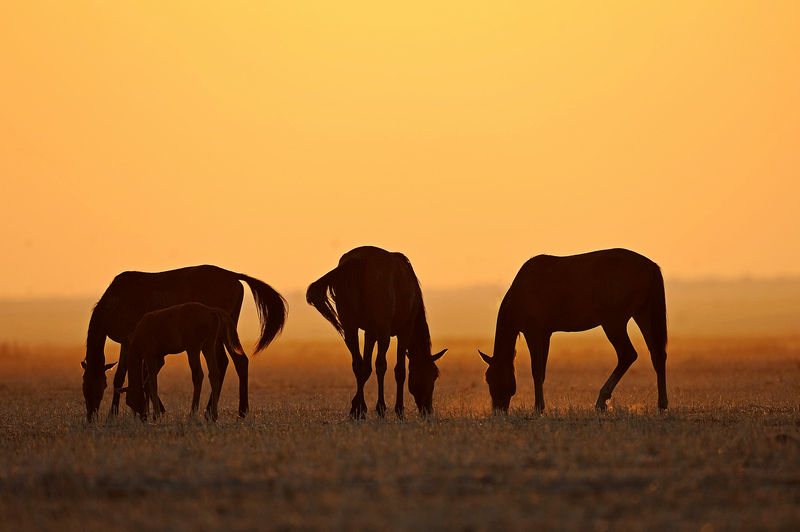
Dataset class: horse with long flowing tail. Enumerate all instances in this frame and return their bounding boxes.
[306,246,446,419]
[479,248,668,413]
[81,265,287,422]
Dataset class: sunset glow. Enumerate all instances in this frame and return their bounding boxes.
[2,2,799,298]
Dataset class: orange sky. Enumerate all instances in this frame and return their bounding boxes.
[1,2,799,298]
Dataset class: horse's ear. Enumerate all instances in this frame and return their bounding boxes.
[115,386,128,394]
[431,349,447,361]
[104,362,117,372]
[478,350,493,365]
[81,361,87,370]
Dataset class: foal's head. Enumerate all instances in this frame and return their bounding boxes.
[479,351,516,412]
[408,349,447,416]
[81,361,117,422]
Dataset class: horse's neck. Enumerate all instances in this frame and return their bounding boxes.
[408,302,432,359]
[84,301,108,366]
[492,307,518,364]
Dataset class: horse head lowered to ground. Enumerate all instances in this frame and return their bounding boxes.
[306,246,446,419]
[81,265,286,422]
[479,248,668,413]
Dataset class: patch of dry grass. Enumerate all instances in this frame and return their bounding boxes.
[1,338,799,531]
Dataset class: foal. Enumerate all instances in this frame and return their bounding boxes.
[122,302,245,421]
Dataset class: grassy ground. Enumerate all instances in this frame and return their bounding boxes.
[1,336,799,531]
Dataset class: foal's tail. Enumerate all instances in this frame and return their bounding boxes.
[306,259,364,337]
[647,263,668,352]
[237,274,288,354]
[212,308,246,358]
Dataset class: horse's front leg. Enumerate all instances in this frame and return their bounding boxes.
[109,342,129,417]
[394,333,410,419]
[344,328,367,419]
[373,332,391,418]
[524,331,548,413]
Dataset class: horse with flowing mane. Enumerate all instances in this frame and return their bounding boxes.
[479,248,668,413]
[306,246,446,419]
[119,302,245,422]
[81,265,286,422]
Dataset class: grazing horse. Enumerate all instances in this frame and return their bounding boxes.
[479,248,668,413]
[81,265,286,422]
[306,246,447,419]
[121,303,245,422]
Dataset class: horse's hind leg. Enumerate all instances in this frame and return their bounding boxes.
[206,338,229,416]
[228,348,249,418]
[597,321,638,411]
[344,328,367,419]
[188,349,204,414]
[633,311,668,410]
[201,342,222,422]
[373,332,391,418]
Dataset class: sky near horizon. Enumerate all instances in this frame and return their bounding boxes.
[1,2,799,299]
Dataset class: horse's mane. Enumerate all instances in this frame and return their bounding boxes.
[395,253,432,359]
[84,297,107,366]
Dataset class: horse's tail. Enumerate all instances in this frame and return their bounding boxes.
[306,260,364,337]
[212,307,246,357]
[237,274,287,355]
[647,262,668,352]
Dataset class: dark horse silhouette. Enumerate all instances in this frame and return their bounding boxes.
[479,248,668,413]
[306,246,446,419]
[121,303,246,422]
[81,265,286,422]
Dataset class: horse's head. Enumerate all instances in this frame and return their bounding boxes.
[81,360,117,422]
[123,382,147,420]
[408,349,447,416]
[479,350,516,412]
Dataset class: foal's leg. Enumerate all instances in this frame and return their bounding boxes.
[109,342,129,416]
[344,328,367,419]
[147,357,162,421]
[206,338,229,416]
[188,349,204,414]
[373,332,391,418]
[597,321,639,411]
[524,331,548,412]
[394,333,410,419]
[201,342,222,422]
[633,310,668,410]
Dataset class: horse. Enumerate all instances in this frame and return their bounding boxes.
[81,265,286,422]
[479,248,668,413]
[306,246,447,419]
[119,303,245,421]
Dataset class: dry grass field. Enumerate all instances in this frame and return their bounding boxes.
[1,336,799,532]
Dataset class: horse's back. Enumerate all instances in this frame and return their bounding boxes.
[135,302,217,354]
[99,266,243,340]
[509,249,658,331]
[336,246,419,333]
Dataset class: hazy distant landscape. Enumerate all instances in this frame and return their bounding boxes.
[3,277,800,347]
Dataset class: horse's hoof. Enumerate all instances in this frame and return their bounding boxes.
[349,404,367,420]
[595,400,608,412]
[394,406,405,420]
[376,404,387,418]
